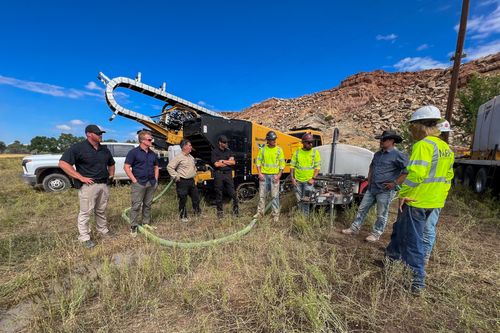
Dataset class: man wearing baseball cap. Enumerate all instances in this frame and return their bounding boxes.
[59,124,115,249]
[211,135,239,218]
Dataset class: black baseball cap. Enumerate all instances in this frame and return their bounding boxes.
[85,124,106,135]
[218,135,228,143]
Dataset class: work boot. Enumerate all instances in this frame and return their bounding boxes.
[365,234,380,243]
[83,240,96,249]
[180,217,189,223]
[101,230,116,239]
[341,227,359,235]
[217,211,224,219]
[233,207,240,217]
[130,226,138,237]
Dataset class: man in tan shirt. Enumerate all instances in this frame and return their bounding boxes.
[167,139,201,222]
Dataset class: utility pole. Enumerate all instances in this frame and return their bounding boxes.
[444,0,470,142]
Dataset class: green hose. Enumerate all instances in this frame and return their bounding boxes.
[121,179,270,248]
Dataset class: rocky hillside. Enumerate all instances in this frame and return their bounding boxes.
[229,53,500,150]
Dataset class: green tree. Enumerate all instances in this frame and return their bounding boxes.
[103,138,117,142]
[5,140,30,154]
[456,74,500,136]
[57,133,84,151]
[30,136,59,153]
[126,139,137,144]
[0,141,6,153]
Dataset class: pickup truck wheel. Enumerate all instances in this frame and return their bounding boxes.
[42,173,71,192]
[474,168,488,194]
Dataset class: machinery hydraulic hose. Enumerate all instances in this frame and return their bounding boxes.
[121,179,269,248]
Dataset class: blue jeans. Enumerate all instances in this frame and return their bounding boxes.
[294,181,314,214]
[351,189,396,236]
[385,205,433,290]
[423,208,441,261]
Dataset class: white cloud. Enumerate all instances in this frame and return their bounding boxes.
[464,40,500,59]
[478,0,499,8]
[457,3,500,39]
[197,100,214,109]
[56,125,72,131]
[376,33,398,41]
[70,119,84,125]
[416,44,429,51]
[0,75,102,99]
[394,57,449,71]
[85,81,104,92]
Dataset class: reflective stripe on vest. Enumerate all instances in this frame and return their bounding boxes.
[293,149,317,170]
[258,145,283,170]
[400,136,455,209]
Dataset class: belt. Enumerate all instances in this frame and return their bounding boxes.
[94,178,108,184]
[215,170,232,174]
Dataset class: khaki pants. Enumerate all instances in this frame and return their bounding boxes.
[77,183,109,242]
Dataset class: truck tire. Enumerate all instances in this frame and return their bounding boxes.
[453,165,464,185]
[463,166,476,189]
[474,168,488,194]
[236,183,257,202]
[42,173,71,192]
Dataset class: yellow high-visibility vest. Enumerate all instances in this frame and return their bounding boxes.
[290,148,321,182]
[399,136,454,208]
[256,145,285,174]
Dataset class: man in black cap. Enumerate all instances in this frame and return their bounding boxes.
[342,130,408,242]
[211,135,239,218]
[59,124,115,249]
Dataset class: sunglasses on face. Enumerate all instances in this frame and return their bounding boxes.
[144,138,153,142]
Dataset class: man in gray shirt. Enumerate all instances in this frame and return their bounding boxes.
[342,130,408,242]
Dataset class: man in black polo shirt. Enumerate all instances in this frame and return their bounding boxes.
[124,130,159,236]
[59,124,115,249]
[211,135,239,218]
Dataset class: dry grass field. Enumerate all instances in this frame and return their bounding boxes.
[1,156,499,332]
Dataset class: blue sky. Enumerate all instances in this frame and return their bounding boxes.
[1,0,499,144]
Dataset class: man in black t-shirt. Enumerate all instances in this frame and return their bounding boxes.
[211,135,239,218]
[59,124,115,249]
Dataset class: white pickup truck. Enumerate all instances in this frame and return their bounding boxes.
[21,142,137,192]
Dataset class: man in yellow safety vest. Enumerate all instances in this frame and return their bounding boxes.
[290,133,321,215]
[385,105,454,294]
[254,130,285,222]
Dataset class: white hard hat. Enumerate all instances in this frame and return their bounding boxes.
[409,105,442,122]
[437,120,452,132]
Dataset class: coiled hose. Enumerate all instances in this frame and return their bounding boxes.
[121,179,270,248]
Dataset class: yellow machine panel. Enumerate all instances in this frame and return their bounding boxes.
[251,122,304,175]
